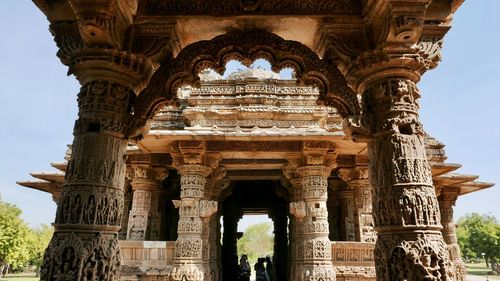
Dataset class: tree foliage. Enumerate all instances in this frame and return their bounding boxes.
[0,196,30,271]
[0,196,53,276]
[457,213,500,265]
[27,224,53,272]
[237,222,274,265]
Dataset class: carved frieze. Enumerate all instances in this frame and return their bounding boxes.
[140,0,361,16]
[207,140,303,152]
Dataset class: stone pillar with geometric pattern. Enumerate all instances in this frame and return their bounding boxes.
[297,165,336,281]
[171,164,217,281]
[170,141,221,281]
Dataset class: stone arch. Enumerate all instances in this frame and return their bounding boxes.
[134,30,360,124]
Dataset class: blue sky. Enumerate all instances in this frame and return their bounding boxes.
[0,2,498,228]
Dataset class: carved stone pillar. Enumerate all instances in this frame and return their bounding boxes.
[339,167,375,242]
[288,178,304,281]
[171,164,217,281]
[203,169,226,281]
[336,188,355,242]
[439,188,466,281]
[297,165,335,281]
[356,78,454,280]
[127,164,168,240]
[39,14,154,281]
[119,172,133,240]
[351,178,376,243]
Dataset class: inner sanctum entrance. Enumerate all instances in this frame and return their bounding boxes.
[220,180,288,281]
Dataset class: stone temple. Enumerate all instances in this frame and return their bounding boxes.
[19,1,494,281]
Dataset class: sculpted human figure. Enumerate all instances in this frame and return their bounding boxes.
[414,254,441,281]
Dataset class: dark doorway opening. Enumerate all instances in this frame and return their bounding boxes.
[220,180,289,281]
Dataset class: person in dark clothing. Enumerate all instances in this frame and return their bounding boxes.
[238,254,251,281]
[265,256,277,281]
[254,257,270,281]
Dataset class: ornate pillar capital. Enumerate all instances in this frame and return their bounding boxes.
[297,165,332,179]
[205,168,227,200]
[439,187,460,203]
[176,164,213,178]
[338,166,369,186]
[171,141,222,170]
[130,164,168,185]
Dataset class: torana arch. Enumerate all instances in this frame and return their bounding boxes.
[134,30,360,124]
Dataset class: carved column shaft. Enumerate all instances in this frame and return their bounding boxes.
[41,78,140,281]
[439,189,466,281]
[336,189,355,241]
[297,165,335,281]
[127,165,168,241]
[362,78,454,280]
[350,178,376,243]
[203,173,225,281]
[288,178,303,281]
[171,164,216,281]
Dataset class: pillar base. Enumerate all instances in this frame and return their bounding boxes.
[374,232,453,281]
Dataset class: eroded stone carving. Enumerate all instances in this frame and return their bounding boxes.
[362,78,454,280]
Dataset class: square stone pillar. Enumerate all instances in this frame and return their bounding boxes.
[338,167,376,243]
[288,178,304,281]
[438,188,467,281]
[126,164,168,241]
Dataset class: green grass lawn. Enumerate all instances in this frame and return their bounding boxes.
[2,273,38,281]
[467,263,500,280]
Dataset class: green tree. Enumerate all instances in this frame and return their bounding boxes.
[0,196,31,276]
[237,222,274,266]
[27,224,53,276]
[457,213,500,266]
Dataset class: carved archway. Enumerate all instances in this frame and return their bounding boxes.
[134,30,360,124]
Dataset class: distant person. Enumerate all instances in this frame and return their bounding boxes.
[265,256,277,281]
[254,257,270,281]
[238,254,251,281]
